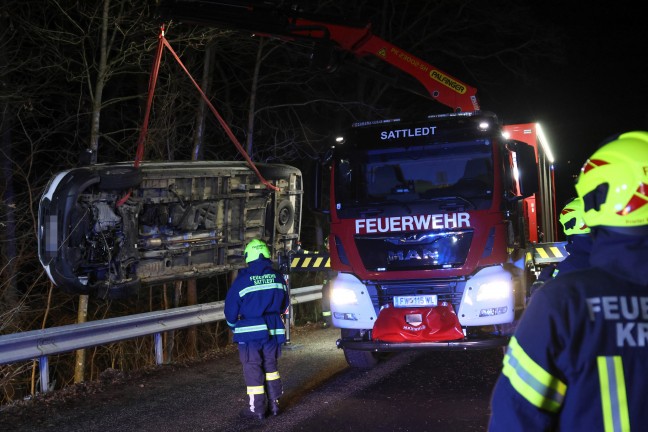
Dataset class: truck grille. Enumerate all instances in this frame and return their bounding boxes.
[355,230,473,271]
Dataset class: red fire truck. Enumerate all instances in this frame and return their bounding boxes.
[325,112,560,367]
[159,1,562,367]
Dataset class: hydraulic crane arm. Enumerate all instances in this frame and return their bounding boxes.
[158,1,480,112]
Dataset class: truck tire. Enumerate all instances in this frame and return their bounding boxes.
[98,166,143,190]
[343,348,380,369]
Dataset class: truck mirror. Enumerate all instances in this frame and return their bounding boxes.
[308,158,330,214]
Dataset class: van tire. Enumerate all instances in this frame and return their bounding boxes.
[276,199,294,234]
[256,164,296,180]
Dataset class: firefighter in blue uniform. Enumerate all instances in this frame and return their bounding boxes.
[225,239,289,420]
[532,196,593,289]
[489,131,648,431]
[320,236,333,328]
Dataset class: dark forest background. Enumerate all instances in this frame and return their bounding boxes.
[0,0,564,403]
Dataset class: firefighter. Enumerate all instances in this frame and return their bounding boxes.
[488,131,648,431]
[224,239,289,420]
[550,196,592,278]
[321,236,333,328]
[530,196,593,295]
[292,239,333,327]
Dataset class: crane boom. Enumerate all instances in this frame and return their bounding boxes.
[158,0,480,112]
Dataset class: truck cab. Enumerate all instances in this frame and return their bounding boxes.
[323,111,539,367]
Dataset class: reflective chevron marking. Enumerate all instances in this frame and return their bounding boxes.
[532,242,568,264]
[290,254,331,272]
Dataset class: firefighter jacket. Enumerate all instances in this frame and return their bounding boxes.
[224,257,289,343]
[489,229,648,432]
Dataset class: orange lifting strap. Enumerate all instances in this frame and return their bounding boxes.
[120,24,278,207]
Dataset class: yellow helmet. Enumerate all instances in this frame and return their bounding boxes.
[559,197,590,236]
[244,239,271,263]
[575,131,648,229]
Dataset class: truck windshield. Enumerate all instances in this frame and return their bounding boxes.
[334,139,494,216]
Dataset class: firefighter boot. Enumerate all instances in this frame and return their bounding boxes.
[266,375,283,416]
[268,398,280,416]
[239,393,266,420]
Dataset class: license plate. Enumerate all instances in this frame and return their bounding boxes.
[393,294,438,308]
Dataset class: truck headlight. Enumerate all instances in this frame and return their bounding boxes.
[331,287,358,306]
[475,279,511,301]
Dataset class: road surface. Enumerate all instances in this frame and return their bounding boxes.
[0,324,503,432]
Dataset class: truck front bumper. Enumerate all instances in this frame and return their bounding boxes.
[336,335,509,352]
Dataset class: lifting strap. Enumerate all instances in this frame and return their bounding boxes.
[118,25,279,206]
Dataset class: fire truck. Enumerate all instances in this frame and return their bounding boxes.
[325,113,561,367]
[159,1,562,367]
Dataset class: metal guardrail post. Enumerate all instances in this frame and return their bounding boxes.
[154,333,164,365]
[39,356,49,394]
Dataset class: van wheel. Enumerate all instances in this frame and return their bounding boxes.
[256,164,296,180]
[276,199,294,234]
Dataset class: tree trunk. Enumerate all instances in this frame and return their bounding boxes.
[74,295,89,383]
[0,8,18,308]
[192,44,214,161]
[75,0,111,382]
[245,38,266,160]
[186,279,198,356]
[88,0,111,164]
[0,104,18,307]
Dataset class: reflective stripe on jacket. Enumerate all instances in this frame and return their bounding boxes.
[489,230,648,432]
[224,257,289,343]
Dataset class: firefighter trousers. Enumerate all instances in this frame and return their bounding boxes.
[238,338,283,411]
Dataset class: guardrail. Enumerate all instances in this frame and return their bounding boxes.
[0,285,322,393]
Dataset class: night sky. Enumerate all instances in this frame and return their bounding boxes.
[497,4,648,208]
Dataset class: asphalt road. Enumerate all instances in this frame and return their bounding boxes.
[0,324,503,432]
[284,349,504,432]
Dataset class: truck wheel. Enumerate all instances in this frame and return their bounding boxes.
[343,348,380,369]
[98,166,143,190]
